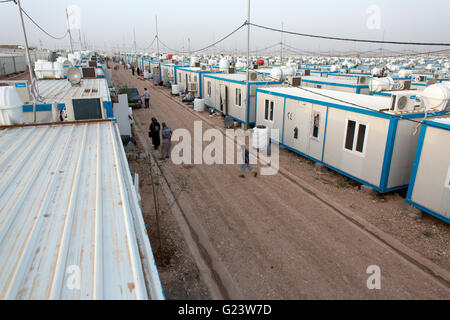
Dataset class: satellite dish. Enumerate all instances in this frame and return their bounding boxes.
[224,116,234,129]
[249,72,258,81]
[67,67,82,85]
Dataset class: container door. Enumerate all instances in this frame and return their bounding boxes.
[220,84,228,113]
[283,100,312,154]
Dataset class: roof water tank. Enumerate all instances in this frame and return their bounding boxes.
[398,69,412,78]
[219,59,230,71]
[270,67,283,81]
[0,86,23,126]
[420,84,450,111]
[369,77,394,92]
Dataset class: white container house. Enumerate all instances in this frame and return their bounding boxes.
[21,79,112,123]
[300,76,370,94]
[176,66,222,98]
[0,120,164,299]
[255,86,450,193]
[160,62,188,84]
[406,118,450,223]
[203,73,281,126]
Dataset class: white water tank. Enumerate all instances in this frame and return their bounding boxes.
[252,125,269,150]
[171,84,181,95]
[369,77,394,92]
[398,69,412,78]
[0,86,23,125]
[193,98,205,112]
[420,84,450,111]
[219,59,230,71]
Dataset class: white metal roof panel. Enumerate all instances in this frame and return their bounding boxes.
[35,79,111,105]
[0,120,163,300]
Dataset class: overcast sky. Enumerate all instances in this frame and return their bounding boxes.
[0,0,449,55]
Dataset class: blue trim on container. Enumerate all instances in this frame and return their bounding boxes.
[406,124,427,201]
[321,106,329,162]
[103,101,114,118]
[281,98,286,144]
[302,78,369,89]
[405,199,450,224]
[277,140,384,192]
[379,117,399,190]
[423,119,450,130]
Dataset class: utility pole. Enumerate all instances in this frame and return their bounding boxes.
[155,15,160,60]
[66,8,74,54]
[280,22,283,66]
[16,0,36,121]
[188,38,191,59]
[133,27,137,54]
[246,0,250,83]
[78,29,83,51]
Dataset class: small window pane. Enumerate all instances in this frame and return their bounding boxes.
[345,120,356,150]
[264,100,269,120]
[355,124,366,152]
[270,101,274,120]
[312,112,320,138]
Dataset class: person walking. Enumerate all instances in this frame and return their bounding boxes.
[137,67,140,76]
[239,145,257,178]
[160,122,173,160]
[149,117,161,150]
[131,65,135,76]
[142,88,150,108]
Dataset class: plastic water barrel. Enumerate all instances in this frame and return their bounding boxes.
[252,125,269,150]
[0,86,23,125]
[171,84,180,95]
[193,98,205,112]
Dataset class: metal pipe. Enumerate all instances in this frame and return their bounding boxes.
[246,0,250,83]
[16,0,37,122]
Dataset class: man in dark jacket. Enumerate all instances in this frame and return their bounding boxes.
[149,117,161,150]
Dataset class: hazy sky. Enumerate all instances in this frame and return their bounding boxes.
[0,0,449,54]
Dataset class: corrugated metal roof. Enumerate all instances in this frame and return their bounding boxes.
[0,120,164,300]
[35,79,111,105]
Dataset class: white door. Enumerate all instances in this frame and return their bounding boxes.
[283,100,312,154]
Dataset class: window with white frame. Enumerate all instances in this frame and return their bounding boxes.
[207,81,211,96]
[264,99,274,121]
[236,88,242,106]
[344,119,368,154]
[310,111,320,140]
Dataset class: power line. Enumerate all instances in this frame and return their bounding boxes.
[249,22,450,46]
[20,6,69,40]
[157,22,246,54]
[142,35,157,51]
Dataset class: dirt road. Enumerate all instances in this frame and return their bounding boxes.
[113,62,450,299]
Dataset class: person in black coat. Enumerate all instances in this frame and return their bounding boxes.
[149,117,161,150]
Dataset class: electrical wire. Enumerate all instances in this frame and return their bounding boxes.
[20,7,69,40]
[249,22,450,46]
[157,22,246,54]
[141,35,157,50]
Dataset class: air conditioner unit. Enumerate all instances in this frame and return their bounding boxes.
[201,65,207,71]
[0,80,30,103]
[188,82,198,92]
[390,93,416,113]
[288,76,302,87]
[249,72,258,81]
[357,76,367,85]
[65,96,105,121]
[426,79,437,87]
[228,67,235,74]
[194,62,200,67]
